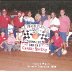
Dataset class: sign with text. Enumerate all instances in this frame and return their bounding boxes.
[20,24,50,53]
[21,42,50,53]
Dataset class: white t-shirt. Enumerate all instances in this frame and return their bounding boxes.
[50,17,60,31]
[24,16,35,23]
[8,24,14,34]
[19,16,23,22]
[16,32,23,41]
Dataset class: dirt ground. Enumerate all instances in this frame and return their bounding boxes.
[0,44,72,71]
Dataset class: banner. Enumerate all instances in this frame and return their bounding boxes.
[21,42,50,53]
[20,24,50,53]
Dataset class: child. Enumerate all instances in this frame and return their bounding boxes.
[49,31,63,57]
[0,32,7,49]
[15,27,23,51]
[4,32,16,53]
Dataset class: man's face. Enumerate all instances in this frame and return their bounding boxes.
[41,10,46,15]
[2,11,7,16]
[18,12,22,17]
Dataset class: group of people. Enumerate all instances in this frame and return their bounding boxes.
[0,7,70,57]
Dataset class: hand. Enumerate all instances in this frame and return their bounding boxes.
[66,32,69,36]
[54,25,56,27]
[0,45,4,49]
[55,49,59,52]
[51,39,54,43]
[50,25,54,27]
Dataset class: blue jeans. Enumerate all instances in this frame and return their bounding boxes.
[59,32,67,42]
[49,44,62,57]
[13,26,18,38]
[50,30,54,39]
[4,42,14,52]
[2,42,8,49]
[0,28,8,37]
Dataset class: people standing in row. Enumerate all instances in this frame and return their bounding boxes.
[0,8,71,56]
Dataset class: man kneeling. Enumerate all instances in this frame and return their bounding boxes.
[49,31,63,57]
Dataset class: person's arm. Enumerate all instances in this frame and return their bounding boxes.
[50,24,54,27]
[8,16,11,24]
[0,41,5,48]
[50,24,60,29]
[0,38,7,45]
[50,39,54,44]
[0,44,3,48]
[66,17,70,35]
[54,44,63,53]
[54,25,60,28]
[55,37,63,52]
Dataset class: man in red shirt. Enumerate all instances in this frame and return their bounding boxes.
[13,11,24,38]
[49,31,63,57]
[0,9,11,37]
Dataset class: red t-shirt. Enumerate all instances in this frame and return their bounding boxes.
[0,35,7,44]
[0,15,10,28]
[52,36,63,47]
[13,16,24,28]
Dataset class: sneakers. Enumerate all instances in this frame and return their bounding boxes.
[0,46,4,49]
[51,53,54,56]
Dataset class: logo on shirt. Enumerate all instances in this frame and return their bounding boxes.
[6,18,8,20]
